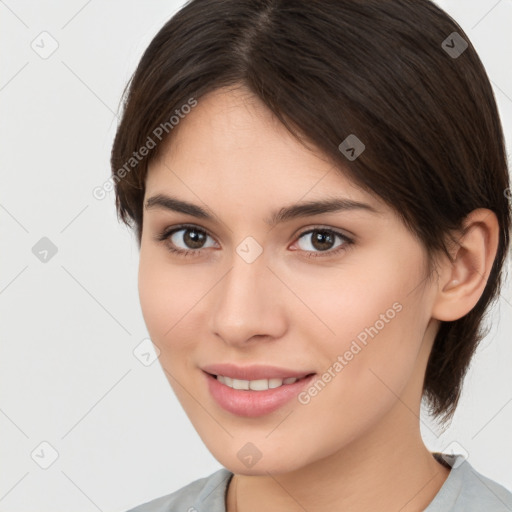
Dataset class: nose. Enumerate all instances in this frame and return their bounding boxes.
[209,250,288,347]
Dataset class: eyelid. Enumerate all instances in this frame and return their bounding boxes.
[294,224,355,241]
[157,223,354,241]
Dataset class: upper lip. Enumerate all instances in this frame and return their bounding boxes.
[201,363,315,381]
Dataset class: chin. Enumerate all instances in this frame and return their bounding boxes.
[205,440,314,476]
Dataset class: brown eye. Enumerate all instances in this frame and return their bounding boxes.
[293,227,354,258]
[156,225,218,256]
[171,227,208,249]
[312,230,335,251]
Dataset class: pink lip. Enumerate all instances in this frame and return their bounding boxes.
[201,362,313,380]
[203,370,316,418]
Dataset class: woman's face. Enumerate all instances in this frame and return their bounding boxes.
[138,86,440,474]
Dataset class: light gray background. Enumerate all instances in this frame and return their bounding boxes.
[1,1,511,511]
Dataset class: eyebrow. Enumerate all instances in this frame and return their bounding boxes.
[144,193,379,227]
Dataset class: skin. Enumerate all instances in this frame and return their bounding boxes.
[138,85,499,512]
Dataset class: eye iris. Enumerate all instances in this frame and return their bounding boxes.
[184,228,206,249]
[311,230,335,251]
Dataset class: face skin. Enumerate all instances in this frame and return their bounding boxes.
[137,85,497,511]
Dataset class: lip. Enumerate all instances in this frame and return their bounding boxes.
[203,369,316,418]
[201,362,313,381]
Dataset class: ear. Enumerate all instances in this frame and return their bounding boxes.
[431,208,500,322]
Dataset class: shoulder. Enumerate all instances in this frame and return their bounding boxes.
[125,468,233,512]
[427,454,512,512]
[456,460,512,511]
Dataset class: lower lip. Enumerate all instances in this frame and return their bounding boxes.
[204,371,316,417]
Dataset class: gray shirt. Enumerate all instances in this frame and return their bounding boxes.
[126,454,512,511]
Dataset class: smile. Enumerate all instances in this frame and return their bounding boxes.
[204,371,317,417]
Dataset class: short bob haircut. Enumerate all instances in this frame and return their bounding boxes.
[111,0,511,423]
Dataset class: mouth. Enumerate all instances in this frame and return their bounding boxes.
[202,368,317,417]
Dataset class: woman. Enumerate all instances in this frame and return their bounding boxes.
[111,0,512,510]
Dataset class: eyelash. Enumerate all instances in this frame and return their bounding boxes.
[154,223,354,259]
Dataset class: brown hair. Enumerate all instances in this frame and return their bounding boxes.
[110,0,511,422]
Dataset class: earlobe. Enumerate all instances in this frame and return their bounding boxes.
[431,208,499,322]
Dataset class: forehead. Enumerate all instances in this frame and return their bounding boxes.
[145,86,384,214]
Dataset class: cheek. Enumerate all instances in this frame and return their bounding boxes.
[137,245,221,368]
[290,252,429,401]
[285,252,422,350]
[137,247,193,344]
[301,287,428,428]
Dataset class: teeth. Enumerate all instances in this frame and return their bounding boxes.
[269,378,284,389]
[232,378,249,390]
[216,375,300,390]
